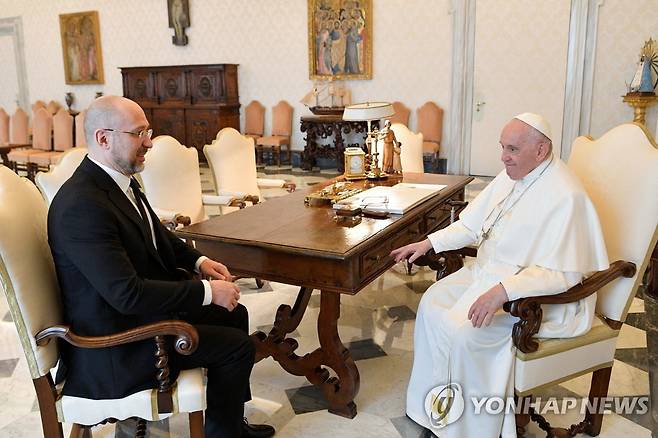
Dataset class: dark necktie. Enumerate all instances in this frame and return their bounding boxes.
[129,178,154,244]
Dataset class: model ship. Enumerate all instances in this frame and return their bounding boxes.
[300,80,352,115]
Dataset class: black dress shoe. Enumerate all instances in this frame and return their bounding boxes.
[241,418,275,438]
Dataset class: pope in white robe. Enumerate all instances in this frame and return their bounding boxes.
[390,113,609,437]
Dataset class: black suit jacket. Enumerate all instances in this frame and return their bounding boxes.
[48,157,205,399]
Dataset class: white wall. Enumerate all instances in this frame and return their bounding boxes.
[0,0,453,153]
[590,0,658,139]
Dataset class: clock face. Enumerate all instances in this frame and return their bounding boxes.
[349,156,363,173]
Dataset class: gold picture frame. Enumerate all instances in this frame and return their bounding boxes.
[59,10,104,84]
[308,0,372,80]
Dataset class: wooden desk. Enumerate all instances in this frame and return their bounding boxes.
[177,173,472,418]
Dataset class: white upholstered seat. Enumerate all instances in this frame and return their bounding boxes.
[390,122,424,173]
[205,127,294,214]
[0,165,205,437]
[511,123,658,435]
[35,147,87,205]
[140,135,241,225]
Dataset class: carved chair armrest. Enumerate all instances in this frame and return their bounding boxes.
[35,320,199,356]
[412,246,479,280]
[502,260,637,354]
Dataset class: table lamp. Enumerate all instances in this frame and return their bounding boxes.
[343,102,395,180]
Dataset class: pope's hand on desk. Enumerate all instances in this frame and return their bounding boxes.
[467,283,509,328]
[199,258,232,281]
[390,239,432,264]
[210,280,241,311]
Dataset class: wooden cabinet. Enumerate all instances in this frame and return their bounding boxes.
[120,64,240,161]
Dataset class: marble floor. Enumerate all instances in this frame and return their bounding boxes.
[0,166,652,437]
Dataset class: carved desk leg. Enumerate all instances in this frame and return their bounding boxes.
[317,290,359,418]
[250,287,360,418]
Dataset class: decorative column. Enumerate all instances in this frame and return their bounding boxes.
[622,93,658,125]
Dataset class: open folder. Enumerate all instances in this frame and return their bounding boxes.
[333,182,447,215]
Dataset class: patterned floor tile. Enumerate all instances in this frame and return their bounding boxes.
[385,305,416,322]
[345,339,387,361]
[0,358,19,377]
[390,415,433,438]
[624,312,646,331]
[615,347,649,373]
[285,385,329,415]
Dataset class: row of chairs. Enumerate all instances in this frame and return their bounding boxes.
[243,100,294,167]
[3,107,86,180]
[388,101,443,157]
[0,100,67,146]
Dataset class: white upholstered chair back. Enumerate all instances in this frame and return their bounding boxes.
[140,136,207,224]
[204,127,262,199]
[31,100,46,115]
[53,108,74,152]
[75,110,87,148]
[0,108,9,145]
[0,166,62,379]
[32,108,53,151]
[391,123,424,173]
[35,148,87,205]
[568,123,658,322]
[46,100,61,116]
[10,107,28,144]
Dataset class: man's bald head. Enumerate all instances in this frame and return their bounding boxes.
[84,96,143,149]
[84,95,152,176]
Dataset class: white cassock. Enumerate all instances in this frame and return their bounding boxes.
[406,156,609,437]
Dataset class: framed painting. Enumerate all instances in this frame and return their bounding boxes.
[59,10,104,84]
[308,0,372,80]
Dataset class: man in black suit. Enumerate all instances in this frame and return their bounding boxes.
[48,95,275,438]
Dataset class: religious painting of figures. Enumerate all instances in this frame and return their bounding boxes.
[59,11,104,84]
[308,0,372,80]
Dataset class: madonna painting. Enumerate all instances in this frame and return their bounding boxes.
[59,11,104,84]
[308,0,372,80]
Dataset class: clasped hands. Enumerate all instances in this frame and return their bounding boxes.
[199,259,241,312]
[389,239,509,328]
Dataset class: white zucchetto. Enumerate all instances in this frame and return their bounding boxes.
[514,112,552,141]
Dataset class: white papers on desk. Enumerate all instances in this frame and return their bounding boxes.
[333,182,447,214]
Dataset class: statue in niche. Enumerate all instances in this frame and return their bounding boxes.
[167,0,190,46]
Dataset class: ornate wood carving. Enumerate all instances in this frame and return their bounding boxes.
[503,260,637,353]
[121,64,240,161]
[300,116,374,172]
[35,320,199,355]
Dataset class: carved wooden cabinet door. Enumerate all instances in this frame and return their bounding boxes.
[156,69,187,105]
[152,109,185,144]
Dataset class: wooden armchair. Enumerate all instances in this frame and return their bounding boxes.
[416,101,443,158]
[389,101,410,126]
[256,100,293,166]
[0,166,206,438]
[10,107,29,144]
[75,110,87,148]
[8,107,52,180]
[30,108,74,170]
[0,107,9,145]
[139,135,247,228]
[415,123,658,437]
[243,100,266,145]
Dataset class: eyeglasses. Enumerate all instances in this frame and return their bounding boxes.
[104,128,153,139]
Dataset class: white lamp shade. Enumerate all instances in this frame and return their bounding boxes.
[342,102,395,121]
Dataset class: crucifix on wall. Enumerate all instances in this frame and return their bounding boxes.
[167,0,189,46]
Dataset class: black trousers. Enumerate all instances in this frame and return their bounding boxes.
[172,303,255,438]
